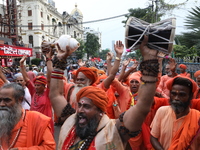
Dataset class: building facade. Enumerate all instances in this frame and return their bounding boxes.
[17,0,84,59]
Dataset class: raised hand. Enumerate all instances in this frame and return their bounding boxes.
[130,61,139,70]
[106,52,114,61]
[78,59,86,67]
[139,35,158,60]
[168,58,177,72]
[20,55,27,65]
[56,44,73,60]
[114,41,124,55]
[122,59,131,67]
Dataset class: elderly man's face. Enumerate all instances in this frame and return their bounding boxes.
[129,79,140,93]
[75,97,101,139]
[34,83,45,94]
[169,84,191,115]
[196,76,200,88]
[75,72,91,86]
[0,87,22,139]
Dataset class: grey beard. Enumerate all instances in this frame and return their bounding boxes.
[0,103,22,140]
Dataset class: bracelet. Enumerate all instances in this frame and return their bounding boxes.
[46,58,52,62]
[51,70,64,79]
[52,55,67,70]
[140,77,158,84]
[140,59,159,77]
[115,57,121,61]
[119,112,141,137]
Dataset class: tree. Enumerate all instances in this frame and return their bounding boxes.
[99,49,110,60]
[122,0,187,26]
[85,33,101,59]
[31,58,41,66]
[176,6,200,56]
[74,39,85,59]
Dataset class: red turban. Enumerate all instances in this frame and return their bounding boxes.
[194,70,200,78]
[76,67,98,85]
[179,64,187,69]
[33,76,47,85]
[166,76,197,93]
[72,70,77,76]
[76,86,108,112]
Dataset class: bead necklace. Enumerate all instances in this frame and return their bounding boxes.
[34,93,44,106]
[0,110,26,150]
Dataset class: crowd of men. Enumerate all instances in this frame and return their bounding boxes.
[0,35,200,150]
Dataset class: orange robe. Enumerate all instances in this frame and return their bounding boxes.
[1,109,55,149]
[179,72,191,78]
[151,106,200,150]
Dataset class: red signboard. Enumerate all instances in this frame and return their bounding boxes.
[0,44,32,57]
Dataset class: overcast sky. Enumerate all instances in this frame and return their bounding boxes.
[54,0,198,50]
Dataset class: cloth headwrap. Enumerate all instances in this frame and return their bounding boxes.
[97,74,107,84]
[194,70,200,78]
[76,67,98,85]
[76,86,108,112]
[33,76,47,85]
[166,76,197,93]
[71,70,77,76]
[97,70,105,75]
[128,71,142,85]
[179,64,187,69]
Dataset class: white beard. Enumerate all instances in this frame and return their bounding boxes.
[70,81,90,106]
[0,103,22,139]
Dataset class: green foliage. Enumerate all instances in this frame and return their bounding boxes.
[176,6,200,56]
[74,39,85,59]
[173,45,198,58]
[85,33,101,59]
[99,49,110,60]
[31,58,41,66]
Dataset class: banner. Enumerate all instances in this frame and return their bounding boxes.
[0,44,32,57]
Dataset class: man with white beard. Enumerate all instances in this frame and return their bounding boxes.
[0,83,55,149]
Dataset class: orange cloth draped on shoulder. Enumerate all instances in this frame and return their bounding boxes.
[0,78,4,88]
[76,67,98,85]
[191,99,200,111]
[179,72,191,78]
[2,109,56,149]
[76,86,108,112]
[168,109,200,150]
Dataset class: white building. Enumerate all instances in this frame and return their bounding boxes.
[17,0,83,58]
[83,27,102,52]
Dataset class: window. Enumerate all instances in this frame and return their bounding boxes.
[41,11,43,18]
[28,10,32,16]
[19,13,21,19]
[28,23,32,30]
[29,35,33,47]
[41,24,44,30]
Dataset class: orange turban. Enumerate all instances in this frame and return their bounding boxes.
[128,71,142,85]
[76,86,108,112]
[72,70,77,76]
[166,76,197,93]
[97,74,107,84]
[179,64,187,69]
[33,76,47,85]
[194,70,200,78]
[76,67,98,85]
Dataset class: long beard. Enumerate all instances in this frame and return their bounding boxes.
[169,99,190,114]
[75,113,99,140]
[0,103,22,140]
[71,82,90,104]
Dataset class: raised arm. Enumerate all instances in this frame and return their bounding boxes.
[103,41,123,89]
[49,45,75,118]
[19,55,30,83]
[0,66,8,83]
[123,61,138,82]
[106,52,113,76]
[116,36,159,142]
[118,59,130,82]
